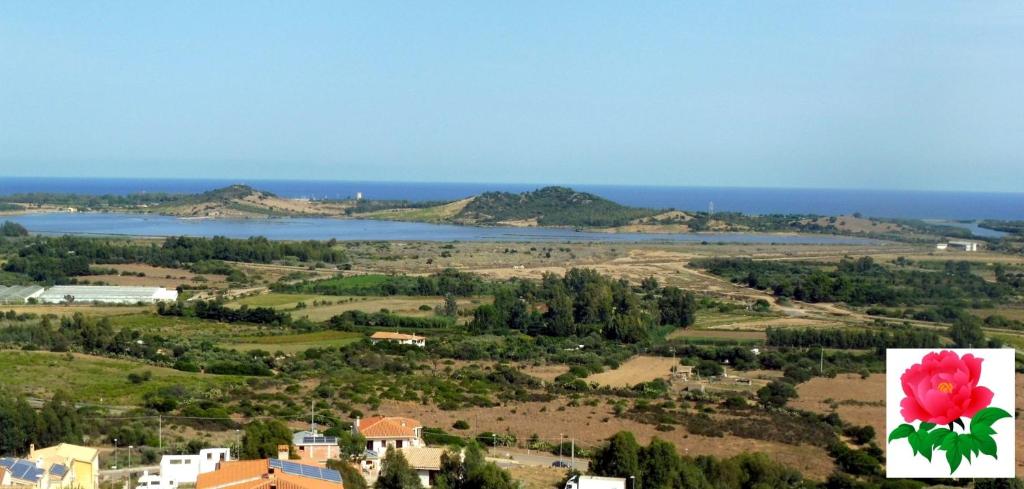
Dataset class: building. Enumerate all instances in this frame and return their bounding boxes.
[397,448,446,488]
[354,416,423,453]
[159,448,231,485]
[935,243,949,250]
[195,459,342,489]
[134,471,176,489]
[291,432,339,465]
[0,286,44,305]
[564,475,629,489]
[947,240,980,252]
[369,332,426,347]
[35,286,178,305]
[0,459,47,489]
[29,444,98,489]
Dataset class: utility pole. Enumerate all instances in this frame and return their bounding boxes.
[311,399,315,433]
[571,436,575,469]
[819,348,824,374]
[558,434,563,465]
[127,446,133,489]
[113,438,118,470]
[159,416,163,452]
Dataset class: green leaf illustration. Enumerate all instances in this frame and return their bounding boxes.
[970,407,1011,432]
[974,432,998,459]
[927,427,951,449]
[918,422,936,432]
[940,431,963,474]
[888,423,915,442]
[908,430,932,460]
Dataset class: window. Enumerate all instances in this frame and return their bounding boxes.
[396,440,403,448]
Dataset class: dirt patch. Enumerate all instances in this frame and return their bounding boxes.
[586,356,680,388]
[519,364,571,383]
[506,465,565,489]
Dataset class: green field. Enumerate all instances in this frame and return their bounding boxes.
[692,311,776,329]
[231,293,322,307]
[219,330,364,353]
[0,350,247,405]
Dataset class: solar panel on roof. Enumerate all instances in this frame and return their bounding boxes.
[50,464,69,477]
[269,459,341,483]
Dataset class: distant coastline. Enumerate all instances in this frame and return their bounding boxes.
[2,177,1023,221]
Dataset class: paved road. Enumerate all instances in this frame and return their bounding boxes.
[487,447,589,472]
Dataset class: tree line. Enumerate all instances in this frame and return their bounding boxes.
[696,256,1008,307]
[766,326,941,349]
[2,235,348,283]
[158,300,291,326]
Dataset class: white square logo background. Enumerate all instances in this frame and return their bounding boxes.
[886,348,1016,478]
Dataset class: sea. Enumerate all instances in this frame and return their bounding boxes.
[2,177,1022,221]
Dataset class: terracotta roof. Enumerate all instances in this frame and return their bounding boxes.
[398,447,445,471]
[359,416,421,439]
[0,467,7,480]
[370,332,424,341]
[196,460,343,489]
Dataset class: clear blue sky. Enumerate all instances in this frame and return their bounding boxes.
[2,2,1022,191]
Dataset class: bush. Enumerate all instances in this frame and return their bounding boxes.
[452,420,470,430]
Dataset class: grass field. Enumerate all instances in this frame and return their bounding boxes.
[219,330,364,353]
[229,292,485,322]
[0,350,246,405]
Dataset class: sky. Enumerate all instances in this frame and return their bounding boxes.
[1,2,1022,192]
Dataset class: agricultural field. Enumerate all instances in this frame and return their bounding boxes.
[585,356,682,388]
[229,292,486,322]
[219,330,363,353]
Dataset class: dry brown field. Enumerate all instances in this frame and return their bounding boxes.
[585,356,681,388]
[375,398,836,480]
[506,465,565,489]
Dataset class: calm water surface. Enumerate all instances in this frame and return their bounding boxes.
[7,212,880,244]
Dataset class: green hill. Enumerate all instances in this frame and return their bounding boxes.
[454,186,658,227]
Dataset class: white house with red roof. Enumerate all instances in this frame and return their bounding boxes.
[369,332,426,347]
[354,416,423,453]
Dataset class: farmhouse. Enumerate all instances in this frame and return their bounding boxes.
[195,459,342,489]
[36,286,178,304]
[369,332,426,347]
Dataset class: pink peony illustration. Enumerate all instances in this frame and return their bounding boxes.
[899,350,993,425]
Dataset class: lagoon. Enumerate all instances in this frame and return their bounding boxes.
[7,212,880,244]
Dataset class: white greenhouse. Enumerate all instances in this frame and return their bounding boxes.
[0,285,45,304]
[36,286,178,304]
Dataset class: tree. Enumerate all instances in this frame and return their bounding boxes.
[375,448,422,489]
[757,381,797,408]
[949,316,985,348]
[240,420,292,459]
[437,294,459,317]
[658,287,696,327]
[326,459,368,489]
[591,432,641,481]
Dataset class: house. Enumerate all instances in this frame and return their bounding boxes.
[673,365,694,381]
[159,448,232,485]
[29,444,99,489]
[369,332,425,347]
[195,459,342,489]
[397,448,446,488]
[0,459,47,489]
[354,416,423,453]
[291,432,339,465]
[935,243,949,250]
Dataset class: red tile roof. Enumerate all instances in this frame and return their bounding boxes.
[195,460,343,489]
[359,416,421,439]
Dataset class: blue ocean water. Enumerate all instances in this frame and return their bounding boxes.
[1,177,1022,221]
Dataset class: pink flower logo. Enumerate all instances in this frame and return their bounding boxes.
[888,350,1012,474]
[899,350,993,426]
